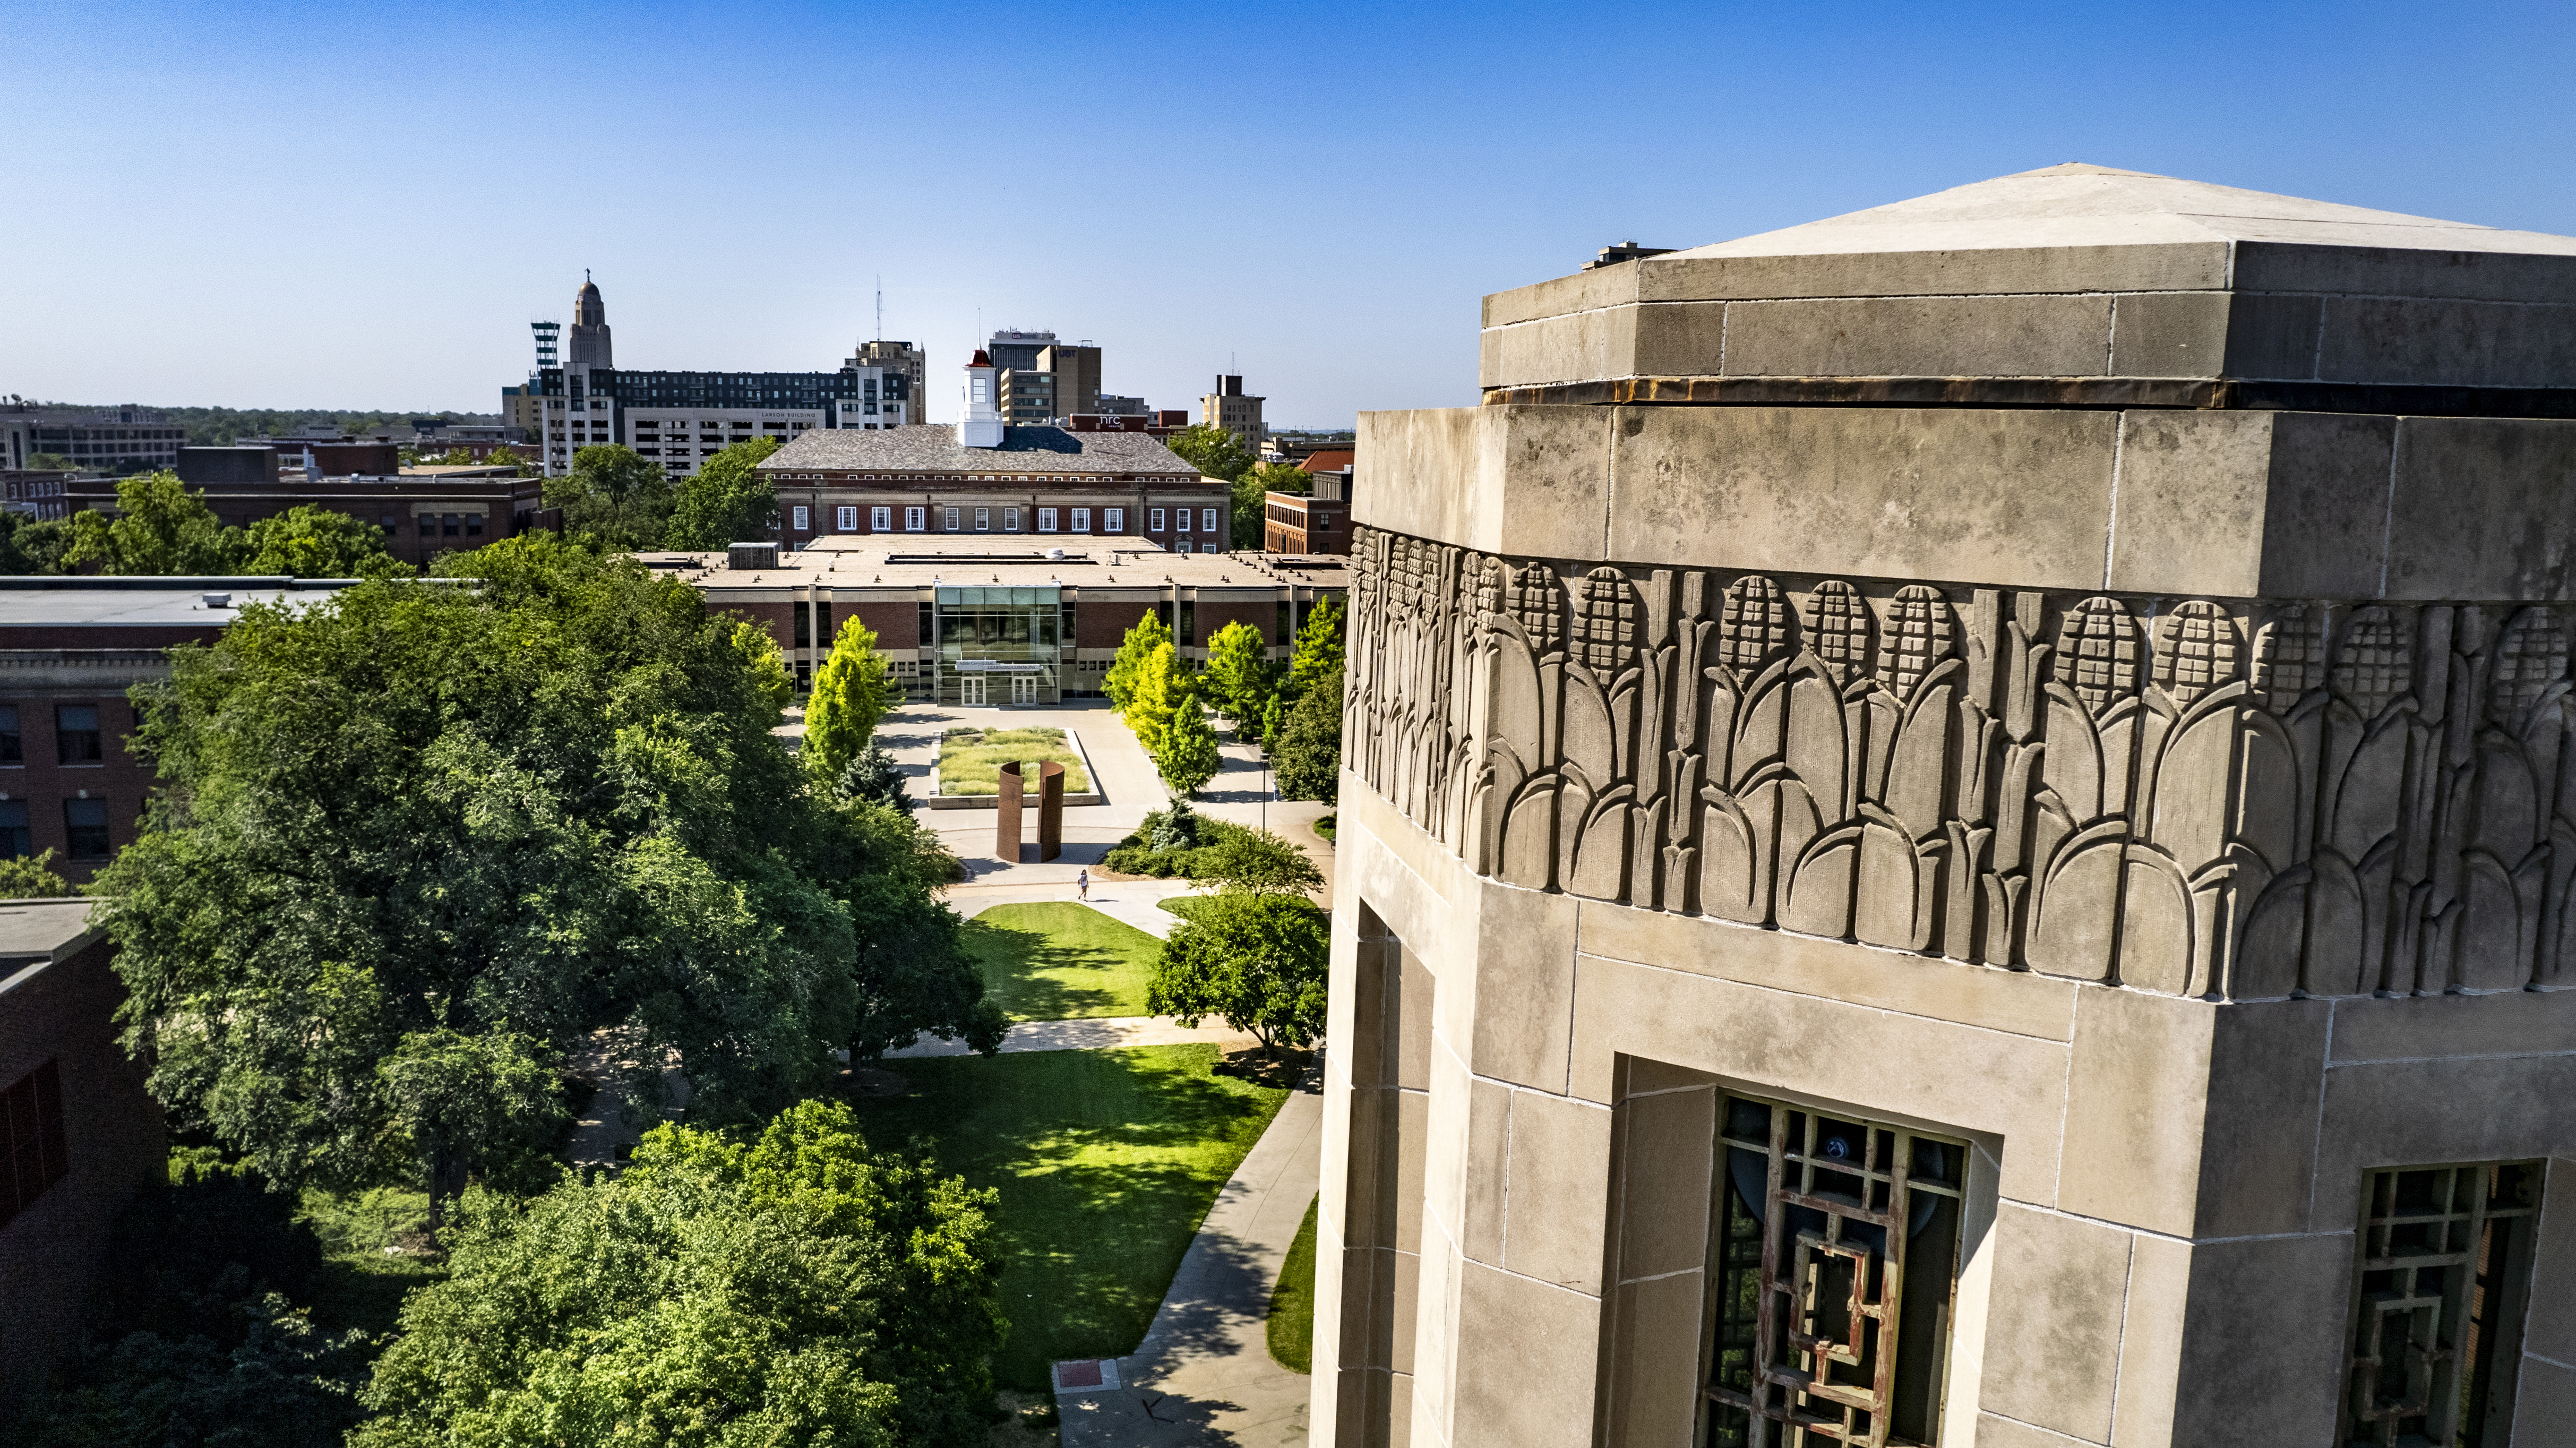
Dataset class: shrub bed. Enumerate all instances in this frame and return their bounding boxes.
[1101,804,1263,879]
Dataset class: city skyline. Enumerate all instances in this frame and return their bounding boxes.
[7,1,2573,425]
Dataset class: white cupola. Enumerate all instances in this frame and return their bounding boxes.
[959,349,1003,448]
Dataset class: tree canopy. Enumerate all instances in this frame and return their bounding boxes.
[545,444,673,551]
[1161,423,1256,483]
[353,1099,1006,1447]
[666,436,780,551]
[1233,461,1308,550]
[1125,641,1189,758]
[1147,891,1329,1052]
[1286,594,1345,699]
[1201,620,1273,722]
[0,848,68,898]
[804,616,894,789]
[54,474,406,577]
[1102,609,1172,711]
[1157,697,1223,798]
[95,536,998,1210]
[1274,665,1343,803]
[1193,827,1325,895]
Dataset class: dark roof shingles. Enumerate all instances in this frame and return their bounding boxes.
[760,424,1201,476]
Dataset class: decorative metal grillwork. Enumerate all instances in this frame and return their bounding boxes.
[2341,1161,2541,1448]
[1704,1097,1967,1447]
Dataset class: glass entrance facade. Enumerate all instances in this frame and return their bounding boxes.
[935,586,1063,706]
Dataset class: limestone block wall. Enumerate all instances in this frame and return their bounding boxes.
[1314,410,2576,1443]
[1313,784,2576,1447]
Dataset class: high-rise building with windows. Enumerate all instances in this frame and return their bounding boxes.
[1200,374,1266,448]
[986,330,1104,425]
[510,276,920,476]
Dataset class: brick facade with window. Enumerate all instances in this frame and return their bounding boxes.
[0,904,168,1407]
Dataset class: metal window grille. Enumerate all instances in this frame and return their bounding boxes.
[2340,1161,2541,1447]
[1705,1095,1968,1447]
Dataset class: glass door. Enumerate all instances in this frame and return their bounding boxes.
[960,675,987,706]
[1011,674,1038,706]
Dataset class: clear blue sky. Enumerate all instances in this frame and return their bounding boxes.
[7,1,2572,426]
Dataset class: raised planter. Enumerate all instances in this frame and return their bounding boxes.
[922,727,1107,810]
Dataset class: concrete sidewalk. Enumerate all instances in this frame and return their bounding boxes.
[883,1013,1253,1059]
[1054,1084,1323,1447]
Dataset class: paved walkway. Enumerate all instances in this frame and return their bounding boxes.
[885,1013,1255,1059]
[1055,1084,1322,1447]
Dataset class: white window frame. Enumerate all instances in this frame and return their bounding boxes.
[791,505,810,531]
[1177,540,1193,553]
[1105,508,1123,533]
[1150,508,1166,532]
[1004,507,1020,532]
[906,506,925,531]
[946,507,961,530]
[1203,508,1218,534]
[1070,507,1089,533]
[1176,508,1192,533]
[836,505,857,531]
[975,507,990,531]
[1037,508,1058,533]
[870,506,890,531]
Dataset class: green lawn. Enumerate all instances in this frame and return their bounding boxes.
[1158,893,1212,922]
[847,1044,1288,1391]
[939,726,1091,796]
[1268,1193,1319,1373]
[964,902,1163,1020]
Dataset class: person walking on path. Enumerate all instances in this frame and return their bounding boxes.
[1077,868,1090,902]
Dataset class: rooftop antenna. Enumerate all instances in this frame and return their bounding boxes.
[874,275,883,342]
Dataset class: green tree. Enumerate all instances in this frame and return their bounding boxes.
[1258,693,1287,757]
[545,444,674,551]
[1147,890,1329,1052]
[1286,594,1345,699]
[0,513,72,575]
[1195,828,1324,895]
[354,1099,1006,1447]
[0,848,69,898]
[1158,697,1223,797]
[835,744,915,814]
[804,616,894,787]
[64,470,246,575]
[377,1027,565,1225]
[1274,665,1343,803]
[1103,609,1172,710]
[95,536,997,1202]
[1127,641,1189,756]
[1201,619,1274,722]
[241,504,411,578]
[24,452,76,470]
[665,435,781,550]
[1162,423,1256,483]
[1234,461,1307,550]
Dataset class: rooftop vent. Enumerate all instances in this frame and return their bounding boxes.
[201,593,233,609]
[728,542,781,571]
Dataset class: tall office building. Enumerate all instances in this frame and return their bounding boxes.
[510,276,916,475]
[986,330,1103,424]
[1200,374,1266,448]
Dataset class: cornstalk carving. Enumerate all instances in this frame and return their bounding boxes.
[1345,525,2576,1000]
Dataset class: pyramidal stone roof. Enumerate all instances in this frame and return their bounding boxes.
[1671,162,2576,261]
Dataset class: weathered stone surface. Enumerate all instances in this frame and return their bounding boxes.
[1978,1204,2130,1443]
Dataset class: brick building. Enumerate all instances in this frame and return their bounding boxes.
[78,454,548,570]
[648,537,1346,708]
[1262,450,1354,554]
[755,416,1236,556]
[0,899,165,1418]
[0,578,358,882]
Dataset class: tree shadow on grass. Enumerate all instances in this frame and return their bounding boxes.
[838,1044,1289,1391]
[963,907,1159,1021]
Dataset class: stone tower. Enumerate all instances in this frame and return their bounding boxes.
[1316,165,2576,1447]
[567,270,612,370]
